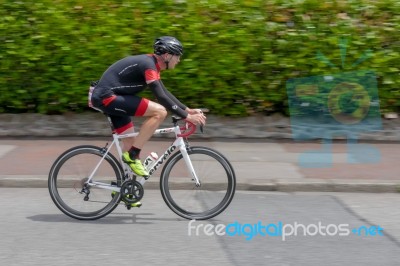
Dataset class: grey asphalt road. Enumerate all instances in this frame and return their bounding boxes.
[0,189,400,266]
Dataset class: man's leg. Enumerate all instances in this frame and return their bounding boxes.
[118,102,166,154]
[101,95,166,176]
[109,98,166,207]
[132,100,167,149]
[121,100,166,177]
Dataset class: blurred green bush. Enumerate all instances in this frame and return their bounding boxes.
[1,0,399,116]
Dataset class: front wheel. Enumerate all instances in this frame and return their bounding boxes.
[160,146,236,220]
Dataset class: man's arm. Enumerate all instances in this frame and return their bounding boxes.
[159,80,187,110]
[148,80,188,118]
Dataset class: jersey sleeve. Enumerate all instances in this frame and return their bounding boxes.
[159,80,187,110]
[148,80,188,118]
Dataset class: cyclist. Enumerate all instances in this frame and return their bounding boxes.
[90,36,206,180]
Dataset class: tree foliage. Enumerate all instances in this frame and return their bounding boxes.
[1,0,399,116]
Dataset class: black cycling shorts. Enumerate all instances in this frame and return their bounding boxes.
[93,94,149,134]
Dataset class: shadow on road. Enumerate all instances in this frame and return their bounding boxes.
[26,212,187,224]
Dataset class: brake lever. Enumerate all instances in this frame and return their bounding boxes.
[199,108,207,133]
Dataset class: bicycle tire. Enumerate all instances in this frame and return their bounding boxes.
[160,146,236,220]
[48,145,123,220]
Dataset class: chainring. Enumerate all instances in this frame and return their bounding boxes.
[120,180,144,204]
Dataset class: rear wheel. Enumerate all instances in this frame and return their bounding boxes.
[48,145,123,220]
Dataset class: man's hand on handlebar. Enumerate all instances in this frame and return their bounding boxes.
[186,108,208,115]
[186,112,206,126]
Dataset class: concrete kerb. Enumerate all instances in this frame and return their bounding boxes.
[2,175,399,193]
[238,179,400,193]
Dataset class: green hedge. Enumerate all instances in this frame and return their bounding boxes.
[1,0,399,116]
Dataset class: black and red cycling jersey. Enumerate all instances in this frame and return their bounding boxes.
[92,54,188,118]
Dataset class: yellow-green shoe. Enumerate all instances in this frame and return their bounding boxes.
[130,201,142,208]
[122,152,149,177]
[111,191,142,208]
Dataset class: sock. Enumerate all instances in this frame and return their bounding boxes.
[128,146,141,159]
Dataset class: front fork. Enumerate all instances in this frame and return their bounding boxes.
[181,139,201,187]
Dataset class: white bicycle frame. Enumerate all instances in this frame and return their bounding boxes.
[85,123,201,192]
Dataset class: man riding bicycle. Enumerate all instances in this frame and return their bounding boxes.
[90,36,206,181]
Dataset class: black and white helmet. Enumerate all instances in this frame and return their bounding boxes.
[154,36,183,56]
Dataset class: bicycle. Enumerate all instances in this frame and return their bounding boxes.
[48,115,236,220]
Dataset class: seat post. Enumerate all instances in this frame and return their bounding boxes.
[105,114,116,133]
